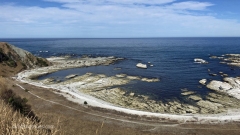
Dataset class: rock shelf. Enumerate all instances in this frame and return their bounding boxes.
[16,56,240,120]
[204,54,240,100]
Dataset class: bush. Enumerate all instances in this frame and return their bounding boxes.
[6,59,17,67]
[37,58,48,67]
[0,89,39,121]
[0,78,36,120]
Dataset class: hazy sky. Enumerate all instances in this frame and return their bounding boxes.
[1,0,240,38]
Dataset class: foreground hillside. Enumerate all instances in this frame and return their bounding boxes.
[0,77,62,135]
[0,100,58,134]
[0,42,59,134]
[0,42,50,77]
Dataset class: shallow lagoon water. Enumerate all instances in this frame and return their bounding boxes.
[3,38,240,102]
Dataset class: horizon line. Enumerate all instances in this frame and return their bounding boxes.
[1,36,240,39]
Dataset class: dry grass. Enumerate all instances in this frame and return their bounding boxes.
[95,120,105,135]
[0,100,61,135]
[0,77,63,135]
[0,77,8,92]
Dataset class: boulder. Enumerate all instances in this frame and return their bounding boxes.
[141,78,160,82]
[127,76,141,80]
[209,73,217,76]
[206,80,233,91]
[194,58,208,64]
[222,74,228,77]
[129,92,135,96]
[188,95,202,101]
[181,91,195,96]
[136,63,147,69]
[199,79,207,85]
[65,74,78,79]
[210,56,218,59]
[115,74,127,78]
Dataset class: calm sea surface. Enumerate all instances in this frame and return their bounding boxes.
[2,38,240,101]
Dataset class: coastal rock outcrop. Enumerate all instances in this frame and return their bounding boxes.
[206,77,240,100]
[215,54,240,67]
[206,80,233,91]
[17,53,240,115]
[204,54,240,100]
[0,42,51,76]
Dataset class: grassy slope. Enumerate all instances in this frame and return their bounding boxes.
[0,77,62,135]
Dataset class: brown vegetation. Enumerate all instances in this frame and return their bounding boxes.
[0,77,62,135]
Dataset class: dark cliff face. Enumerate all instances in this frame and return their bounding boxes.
[0,42,51,77]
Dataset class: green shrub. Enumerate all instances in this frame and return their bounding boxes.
[37,58,48,67]
[0,89,39,121]
[6,59,17,67]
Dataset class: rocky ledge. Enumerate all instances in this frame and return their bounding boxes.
[17,55,240,115]
[18,53,240,114]
[38,72,240,114]
[206,77,240,100]
[202,54,240,100]
[18,56,123,79]
[39,72,240,114]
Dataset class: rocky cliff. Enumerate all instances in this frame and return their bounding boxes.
[0,42,51,77]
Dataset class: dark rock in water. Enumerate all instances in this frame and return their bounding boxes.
[65,74,78,79]
[220,74,228,77]
[209,73,217,76]
[114,67,121,70]
[210,56,218,59]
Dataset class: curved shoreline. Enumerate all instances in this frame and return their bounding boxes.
[15,56,240,124]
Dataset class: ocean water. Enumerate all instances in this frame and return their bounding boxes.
[2,38,240,102]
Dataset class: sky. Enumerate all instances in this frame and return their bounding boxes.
[0,0,240,38]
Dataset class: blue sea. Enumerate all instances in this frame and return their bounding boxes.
[2,38,240,102]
